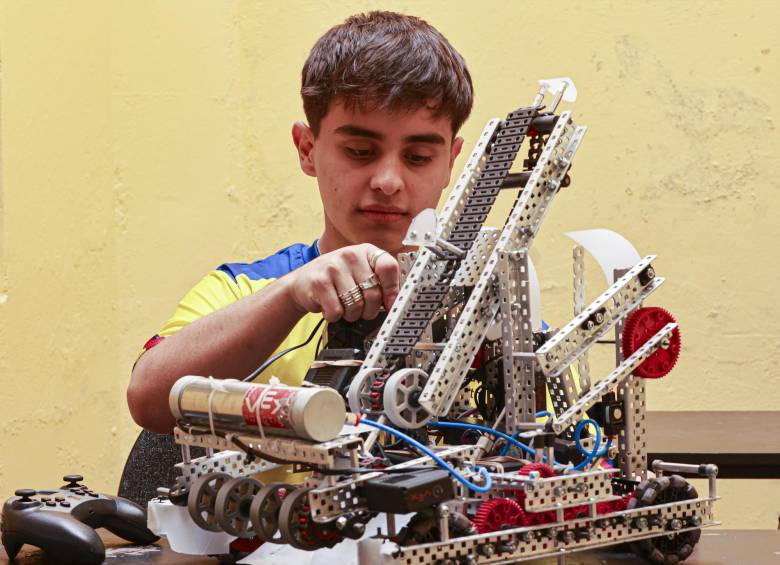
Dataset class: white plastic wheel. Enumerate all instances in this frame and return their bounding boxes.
[382,368,430,429]
[347,368,383,413]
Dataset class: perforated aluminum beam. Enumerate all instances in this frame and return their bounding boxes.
[420,114,586,417]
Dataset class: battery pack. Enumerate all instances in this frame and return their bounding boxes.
[363,469,455,514]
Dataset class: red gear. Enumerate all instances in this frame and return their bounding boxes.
[472,498,526,533]
[516,463,557,525]
[518,462,555,478]
[512,464,634,526]
[622,307,681,378]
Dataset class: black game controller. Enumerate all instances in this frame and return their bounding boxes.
[1,475,159,563]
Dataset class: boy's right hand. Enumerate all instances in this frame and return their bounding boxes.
[286,244,399,323]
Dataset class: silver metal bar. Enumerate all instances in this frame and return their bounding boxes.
[550,323,678,435]
[536,256,663,378]
[359,119,501,372]
[572,245,590,393]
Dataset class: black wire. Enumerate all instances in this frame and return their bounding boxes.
[242,317,325,382]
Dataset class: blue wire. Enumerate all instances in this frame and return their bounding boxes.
[427,421,561,466]
[572,418,611,471]
[360,418,493,493]
[498,411,554,456]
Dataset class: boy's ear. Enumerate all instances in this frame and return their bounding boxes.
[449,136,464,171]
[444,136,465,187]
[292,121,317,177]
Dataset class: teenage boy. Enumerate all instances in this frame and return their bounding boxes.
[127,11,473,434]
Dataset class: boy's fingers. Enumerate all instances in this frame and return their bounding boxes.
[372,253,400,310]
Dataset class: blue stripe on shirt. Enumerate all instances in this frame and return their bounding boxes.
[217,241,320,281]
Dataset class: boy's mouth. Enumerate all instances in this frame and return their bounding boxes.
[359,205,407,224]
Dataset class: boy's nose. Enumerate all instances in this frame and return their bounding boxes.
[370,156,404,195]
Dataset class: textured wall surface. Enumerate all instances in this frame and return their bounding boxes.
[0,1,777,529]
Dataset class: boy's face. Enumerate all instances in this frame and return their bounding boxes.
[293,101,463,255]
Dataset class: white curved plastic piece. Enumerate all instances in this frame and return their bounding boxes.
[402,208,438,247]
[538,77,577,102]
[565,229,641,284]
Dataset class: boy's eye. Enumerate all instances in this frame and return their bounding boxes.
[407,153,433,165]
[345,147,374,159]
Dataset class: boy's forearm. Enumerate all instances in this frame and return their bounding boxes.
[126,276,304,433]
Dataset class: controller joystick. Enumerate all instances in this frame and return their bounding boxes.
[62,475,85,489]
[14,490,36,501]
[1,479,159,564]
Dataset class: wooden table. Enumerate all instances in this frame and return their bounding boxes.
[1,529,778,564]
[646,411,780,479]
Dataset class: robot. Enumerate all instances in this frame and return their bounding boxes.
[157,78,719,565]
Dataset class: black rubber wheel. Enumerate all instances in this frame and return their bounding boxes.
[250,483,294,543]
[187,472,231,531]
[628,474,701,564]
[277,488,342,551]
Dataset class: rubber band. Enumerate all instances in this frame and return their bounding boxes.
[206,377,235,437]
[251,376,282,440]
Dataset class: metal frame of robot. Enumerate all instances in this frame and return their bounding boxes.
[167,81,719,564]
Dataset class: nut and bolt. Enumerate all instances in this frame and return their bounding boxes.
[478,544,495,557]
[496,541,517,553]
[633,517,649,529]
[559,530,575,544]
[669,518,683,531]
[335,516,348,530]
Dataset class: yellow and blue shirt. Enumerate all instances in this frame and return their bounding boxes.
[139,241,324,385]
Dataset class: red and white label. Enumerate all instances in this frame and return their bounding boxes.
[241,385,296,430]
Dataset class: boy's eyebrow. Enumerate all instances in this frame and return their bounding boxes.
[334,125,445,145]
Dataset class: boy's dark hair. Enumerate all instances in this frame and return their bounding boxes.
[302,11,473,137]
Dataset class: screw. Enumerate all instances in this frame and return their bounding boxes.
[633,517,648,529]
[594,312,604,324]
[689,516,702,527]
[336,516,348,530]
[669,518,683,531]
[553,487,564,497]
[661,338,671,350]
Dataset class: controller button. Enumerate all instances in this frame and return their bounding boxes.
[45,501,56,506]
[87,492,99,497]
[40,496,51,502]
[63,474,84,484]
[60,501,71,507]
[15,489,36,500]
[55,496,65,502]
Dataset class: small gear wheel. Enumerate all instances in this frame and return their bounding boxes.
[518,462,556,478]
[622,307,681,378]
[472,498,526,533]
[516,463,557,526]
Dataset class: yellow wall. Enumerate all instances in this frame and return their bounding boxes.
[0,1,777,530]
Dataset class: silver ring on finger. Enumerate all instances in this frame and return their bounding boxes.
[368,250,389,271]
[358,273,380,291]
[338,285,363,308]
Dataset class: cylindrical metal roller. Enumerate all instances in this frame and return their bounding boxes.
[170,376,346,442]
